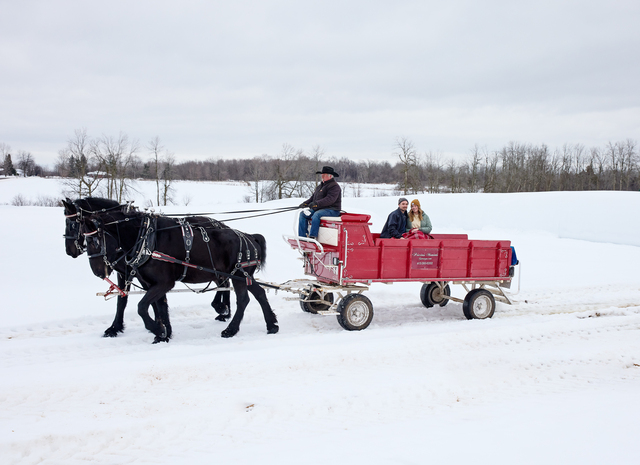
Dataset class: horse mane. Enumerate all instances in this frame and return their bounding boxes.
[74,197,120,212]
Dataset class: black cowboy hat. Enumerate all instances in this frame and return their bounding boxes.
[316,166,339,177]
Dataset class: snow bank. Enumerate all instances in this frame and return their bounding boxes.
[1,177,639,464]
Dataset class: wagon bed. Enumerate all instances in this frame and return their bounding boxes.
[284,213,519,330]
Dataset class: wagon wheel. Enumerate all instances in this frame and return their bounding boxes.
[336,294,374,331]
[300,290,334,314]
[462,289,495,320]
[420,282,451,308]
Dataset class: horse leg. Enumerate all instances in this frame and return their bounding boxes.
[134,277,171,338]
[103,273,128,337]
[153,295,172,339]
[221,283,250,338]
[137,283,174,343]
[211,288,231,322]
[248,282,279,334]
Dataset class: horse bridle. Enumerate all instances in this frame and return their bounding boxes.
[64,212,86,255]
[83,217,126,276]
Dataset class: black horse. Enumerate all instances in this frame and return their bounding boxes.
[62,197,161,337]
[78,206,277,341]
[63,198,231,339]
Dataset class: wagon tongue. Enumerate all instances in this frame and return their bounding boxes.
[97,277,128,300]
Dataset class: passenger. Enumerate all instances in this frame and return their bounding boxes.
[379,197,409,239]
[298,166,342,240]
[403,199,432,239]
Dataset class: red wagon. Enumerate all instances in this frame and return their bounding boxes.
[283,213,519,330]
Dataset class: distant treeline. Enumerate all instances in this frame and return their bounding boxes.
[2,133,639,205]
[167,138,640,194]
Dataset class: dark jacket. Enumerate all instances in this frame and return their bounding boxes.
[380,208,408,239]
[303,177,342,211]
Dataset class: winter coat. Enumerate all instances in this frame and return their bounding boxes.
[380,208,408,239]
[406,210,432,234]
[302,177,342,211]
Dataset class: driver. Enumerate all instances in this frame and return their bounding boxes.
[298,166,342,240]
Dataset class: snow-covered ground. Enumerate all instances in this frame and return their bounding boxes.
[1,177,639,464]
[0,176,398,209]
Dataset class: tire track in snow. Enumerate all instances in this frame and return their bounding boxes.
[2,286,640,463]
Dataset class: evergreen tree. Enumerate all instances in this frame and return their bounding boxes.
[3,154,17,176]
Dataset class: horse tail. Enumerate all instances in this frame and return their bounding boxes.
[251,234,267,271]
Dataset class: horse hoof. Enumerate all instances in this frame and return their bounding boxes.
[213,305,230,317]
[267,325,279,334]
[221,328,237,338]
[103,327,121,338]
[153,336,170,344]
[215,315,228,322]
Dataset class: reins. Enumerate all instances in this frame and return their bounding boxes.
[94,205,300,231]
[74,200,297,294]
[160,205,299,218]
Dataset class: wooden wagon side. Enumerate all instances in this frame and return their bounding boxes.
[284,212,519,330]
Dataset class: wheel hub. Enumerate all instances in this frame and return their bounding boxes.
[473,295,492,318]
[347,301,370,325]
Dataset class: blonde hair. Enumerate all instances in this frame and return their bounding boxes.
[408,201,423,222]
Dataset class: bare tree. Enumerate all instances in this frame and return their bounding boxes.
[527,144,551,191]
[160,151,176,206]
[16,150,36,177]
[309,145,326,188]
[619,139,637,190]
[148,136,175,206]
[572,144,586,190]
[92,132,138,202]
[423,151,443,193]
[248,156,270,203]
[0,142,9,159]
[482,152,499,193]
[467,145,484,192]
[58,129,102,198]
[394,137,421,194]
[264,143,308,200]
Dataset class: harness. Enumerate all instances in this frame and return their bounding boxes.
[231,229,260,285]
[114,215,155,290]
[64,213,85,254]
[176,218,194,282]
[84,211,265,292]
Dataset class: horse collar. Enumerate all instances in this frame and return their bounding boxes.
[125,215,157,269]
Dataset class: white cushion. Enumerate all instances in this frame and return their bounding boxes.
[317,226,339,246]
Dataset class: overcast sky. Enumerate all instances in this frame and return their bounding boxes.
[1,0,638,167]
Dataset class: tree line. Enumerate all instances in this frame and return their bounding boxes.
[1,142,44,177]
[2,132,638,205]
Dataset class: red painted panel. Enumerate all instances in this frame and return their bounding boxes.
[289,212,513,284]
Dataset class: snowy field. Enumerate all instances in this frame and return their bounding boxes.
[1,177,640,464]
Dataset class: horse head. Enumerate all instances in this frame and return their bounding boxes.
[62,198,85,258]
[79,215,108,279]
[64,197,125,259]
[80,212,121,279]
[81,209,143,280]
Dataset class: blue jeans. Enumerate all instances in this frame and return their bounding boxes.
[298,209,341,238]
